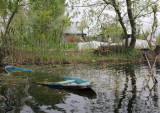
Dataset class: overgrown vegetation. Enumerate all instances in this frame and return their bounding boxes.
[0,0,159,66]
[0,0,71,65]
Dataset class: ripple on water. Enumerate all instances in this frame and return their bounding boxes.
[0,63,160,113]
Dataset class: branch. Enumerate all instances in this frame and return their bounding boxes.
[131,0,141,4]
[19,2,33,6]
[3,11,16,40]
[74,2,106,7]
[103,0,111,5]
[136,12,153,19]
[122,12,128,18]
[134,0,159,20]
[97,5,108,20]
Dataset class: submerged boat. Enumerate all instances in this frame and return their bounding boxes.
[5,66,93,89]
[5,66,36,73]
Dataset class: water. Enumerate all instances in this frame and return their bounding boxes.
[0,62,160,113]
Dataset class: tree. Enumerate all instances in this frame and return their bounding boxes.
[68,0,159,49]
[0,0,69,65]
[22,0,69,43]
[0,0,68,42]
[100,22,123,43]
[0,0,22,40]
[149,3,159,49]
[77,18,88,41]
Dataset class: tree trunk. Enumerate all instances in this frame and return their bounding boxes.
[81,30,86,41]
[3,10,17,41]
[0,11,16,66]
[110,0,129,48]
[3,0,20,41]
[149,7,157,49]
[1,0,19,66]
[126,0,136,49]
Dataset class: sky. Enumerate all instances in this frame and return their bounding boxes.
[67,0,160,36]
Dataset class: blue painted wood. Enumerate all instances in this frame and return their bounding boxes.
[57,80,75,84]
[5,66,36,73]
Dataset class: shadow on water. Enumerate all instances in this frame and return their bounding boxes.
[49,87,97,99]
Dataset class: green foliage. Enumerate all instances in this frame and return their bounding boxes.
[77,18,88,32]
[62,43,78,49]
[90,81,94,84]
[68,0,160,49]
[98,45,142,60]
[12,71,66,82]
[137,35,144,40]
[25,0,69,39]
[0,0,74,65]
[101,22,123,42]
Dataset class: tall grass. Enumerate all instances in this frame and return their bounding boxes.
[106,46,142,60]
[1,28,144,66]
[1,29,76,65]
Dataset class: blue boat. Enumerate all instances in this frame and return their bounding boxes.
[5,66,37,73]
[5,66,93,89]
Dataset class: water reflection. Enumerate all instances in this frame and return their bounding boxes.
[113,63,159,113]
[0,86,14,112]
[126,64,136,113]
[50,88,97,99]
[0,63,160,113]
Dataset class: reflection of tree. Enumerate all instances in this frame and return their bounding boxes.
[114,64,136,113]
[0,83,67,113]
[153,84,158,108]
[27,84,66,112]
[127,65,136,113]
[0,84,30,113]
[0,87,13,112]
[114,72,129,113]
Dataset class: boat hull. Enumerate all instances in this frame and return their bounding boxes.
[34,82,92,90]
[5,66,93,90]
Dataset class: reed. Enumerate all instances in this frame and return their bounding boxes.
[106,47,142,60]
[1,27,143,66]
[1,28,71,65]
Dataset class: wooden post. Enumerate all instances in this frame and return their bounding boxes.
[145,53,158,83]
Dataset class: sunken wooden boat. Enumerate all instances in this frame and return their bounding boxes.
[5,66,37,73]
[5,66,93,89]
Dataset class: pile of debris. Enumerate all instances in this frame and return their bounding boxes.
[93,45,124,55]
[142,45,160,61]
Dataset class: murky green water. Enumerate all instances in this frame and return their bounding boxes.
[0,63,160,113]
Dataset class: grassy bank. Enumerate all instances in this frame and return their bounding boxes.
[0,24,146,66]
[2,42,144,66]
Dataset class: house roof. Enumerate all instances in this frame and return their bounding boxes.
[64,25,86,35]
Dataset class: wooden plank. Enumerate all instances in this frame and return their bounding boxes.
[145,53,158,83]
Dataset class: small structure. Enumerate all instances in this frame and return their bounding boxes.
[62,22,87,43]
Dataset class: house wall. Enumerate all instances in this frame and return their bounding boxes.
[62,34,82,42]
